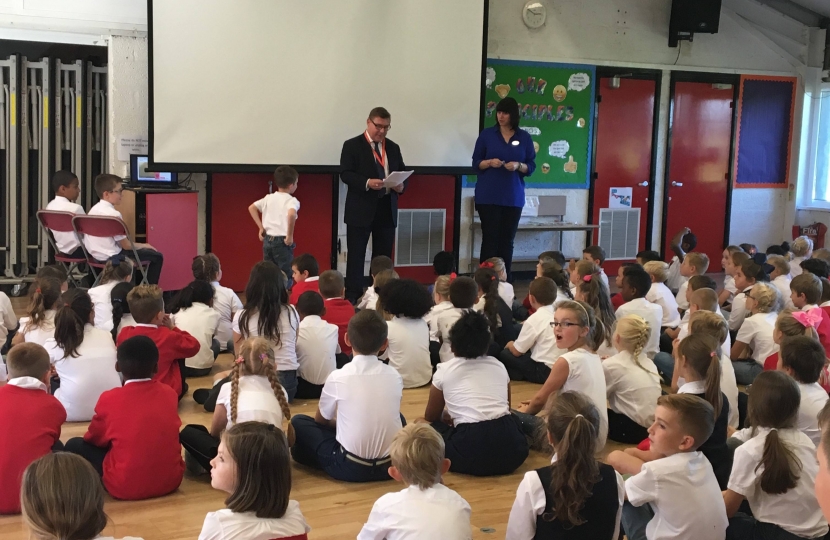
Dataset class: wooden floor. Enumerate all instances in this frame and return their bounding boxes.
[0,289,629,540]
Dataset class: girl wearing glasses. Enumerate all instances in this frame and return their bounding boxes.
[731,282,781,385]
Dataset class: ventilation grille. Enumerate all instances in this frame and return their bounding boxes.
[598,208,640,261]
[395,209,446,266]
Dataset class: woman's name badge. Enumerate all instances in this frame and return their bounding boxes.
[511,140,520,146]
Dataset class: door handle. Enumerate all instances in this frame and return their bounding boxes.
[671,181,683,187]
[638,181,648,187]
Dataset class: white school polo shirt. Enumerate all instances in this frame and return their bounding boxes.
[18,310,56,346]
[173,303,220,369]
[720,353,740,429]
[615,298,663,358]
[382,316,432,388]
[559,348,608,450]
[232,307,299,371]
[513,305,562,366]
[296,315,339,385]
[44,325,121,422]
[772,274,794,310]
[357,286,379,310]
[252,191,300,237]
[88,280,121,332]
[357,484,471,540]
[602,351,661,428]
[626,451,727,540]
[676,280,689,311]
[735,311,778,365]
[426,301,454,342]
[797,381,829,447]
[0,292,18,343]
[507,456,624,540]
[432,356,510,425]
[791,256,805,277]
[318,355,403,460]
[211,281,243,349]
[44,195,85,254]
[436,307,465,363]
[498,281,515,307]
[646,282,682,328]
[666,256,687,292]
[728,287,752,331]
[215,375,289,429]
[198,500,310,540]
[84,200,126,261]
[729,428,828,538]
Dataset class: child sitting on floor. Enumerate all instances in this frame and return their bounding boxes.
[474,266,519,357]
[110,282,135,341]
[426,275,453,368]
[767,254,793,310]
[675,252,709,312]
[357,255,394,310]
[88,258,133,332]
[192,253,242,355]
[436,276,477,364]
[10,277,62,348]
[319,269,355,355]
[358,424,471,540]
[171,280,220,378]
[720,246,747,309]
[379,279,433,389]
[295,291,340,399]
[582,245,610,290]
[574,269,617,357]
[482,257,514,308]
[288,253,320,305]
[643,261,682,334]
[731,282,780,385]
[615,265,663,359]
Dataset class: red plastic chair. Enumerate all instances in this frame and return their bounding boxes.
[36,210,91,287]
[71,215,151,286]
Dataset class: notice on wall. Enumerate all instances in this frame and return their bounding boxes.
[521,195,540,217]
[609,187,632,208]
[117,135,149,161]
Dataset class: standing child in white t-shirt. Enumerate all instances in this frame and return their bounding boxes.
[192,253,242,354]
[379,279,433,389]
[295,291,339,399]
[198,422,310,540]
[723,371,829,539]
[180,337,292,474]
[358,424,471,540]
[172,280,221,378]
[88,258,133,331]
[247,166,301,286]
[10,276,62,347]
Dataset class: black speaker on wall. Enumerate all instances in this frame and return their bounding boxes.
[669,0,722,47]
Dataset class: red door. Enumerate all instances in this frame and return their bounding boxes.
[592,76,657,277]
[663,81,734,272]
[211,174,334,291]
[146,192,199,292]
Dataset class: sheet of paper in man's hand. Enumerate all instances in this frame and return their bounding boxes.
[383,171,414,188]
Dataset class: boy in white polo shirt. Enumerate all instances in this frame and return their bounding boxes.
[85,174,164,285]
[357,424,471,540]
[295,291,340,399]
[44,170,85,257]
[499,277,563,383]
[616,266,663,359]
[248,166,300,287]
[618,394,727,540]
[290,309,403,482]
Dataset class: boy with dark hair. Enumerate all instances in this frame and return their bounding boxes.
[85,173,164,284]
[616,266,663,358]
[44,170,85,257]
[295,291,341,399]
[65,336,184,501]
[777,336,829,446]
[248,165,301,285]
[291,310,404,483]
[802,258,830,280]
[118,285,200,399]
[432,251,455,276]
[289,253,320,305]
[636,250,662,266]
[318,269,355,355]
[582,245,610,290]
[0,343,65,513]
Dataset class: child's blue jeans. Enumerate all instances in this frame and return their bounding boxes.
[263,235,295,287]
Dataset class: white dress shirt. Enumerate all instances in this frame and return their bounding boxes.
[646,282,682,328]
[729,428,828,538]
[357,286,378,310]
[559,348,609,450]
[382,316,432,388]
[44,195,85,254]
[85,200,127,260]
[252,192,300,237]
[318,355,403,459]
[626,451,728,540]
[173,303,220,369]
[0,292,18,343]
[432,356,510,425]
[232,307,299,371]
[198,501,310,540]
[602,351,661,427]
[790,256,805,277]
[88,280,121,332]
[436,307,465,363]
[513,305,564,366]
[772,274,794,310]
[676,280,690,311]
[728,287,752,331]
[720,353,740,429]
[666,256,687,292]
[44,325,121,421]
[357,484,471,540]
[216,375,289,429]
[296,315,339,385]
[18,310,56,346]
[615,298,663,358]
[796,381,829,447]
[735,311,778,365]
[498,281,515,307]
[426,301,454,342]
[211,281,243,349]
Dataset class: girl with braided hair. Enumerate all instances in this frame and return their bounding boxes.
[602,315,661,444]
[179,337,292,474]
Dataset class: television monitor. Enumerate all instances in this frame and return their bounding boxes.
[129,155,178,188]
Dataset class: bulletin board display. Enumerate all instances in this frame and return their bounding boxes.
[465,59,596,189]
[733,75,796,188]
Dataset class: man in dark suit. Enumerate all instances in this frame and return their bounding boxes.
[340,107,407,303]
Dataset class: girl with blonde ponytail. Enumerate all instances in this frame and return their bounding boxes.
[179,337,292,473]
[602,315,662,443]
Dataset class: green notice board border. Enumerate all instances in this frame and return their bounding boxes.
[465,59,596,190]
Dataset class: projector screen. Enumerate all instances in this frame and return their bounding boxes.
[149,0,487,171]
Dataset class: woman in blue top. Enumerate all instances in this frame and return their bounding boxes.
[471,97,536,280]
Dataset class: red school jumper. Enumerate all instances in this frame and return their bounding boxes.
[289,277,320,305]
[322,298,355,355]
[84,380,184,500]
[0,382,65,514]
[117,325,200,396]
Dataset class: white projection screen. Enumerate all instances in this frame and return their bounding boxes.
[149,0,487,171]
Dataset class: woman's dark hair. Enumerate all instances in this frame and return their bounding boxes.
[379,279,432,319]
[110,282,134,342]
[495,97,520,130]
[747,371,802,495]
[54,289,93,359]
[543,392,602,527]
[239,262,293,345]
[171,280,215,314]
[474,267,500,335]
[449,310,491,359]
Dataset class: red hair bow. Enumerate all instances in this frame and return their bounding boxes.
[480,261,494,269]
[582,275,592,282]
[449,272,457,280]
